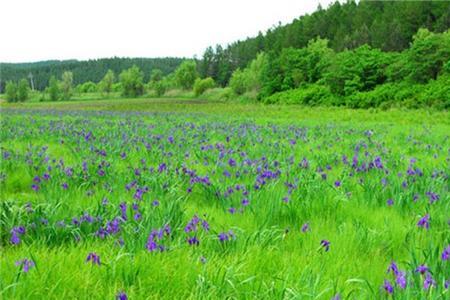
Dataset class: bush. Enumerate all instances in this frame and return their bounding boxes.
[347,75,450,109]
[417,75,450,109]
[201,87,234,101]
[154,81,167,97]
[76,81,97,93]
[347,83,419,108]
[263,84,338,105]
[193,77,215,96]
[112,82,122,92]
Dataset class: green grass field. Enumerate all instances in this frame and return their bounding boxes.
[1,98,449,299]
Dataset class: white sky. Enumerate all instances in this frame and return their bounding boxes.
[1,0,337,63]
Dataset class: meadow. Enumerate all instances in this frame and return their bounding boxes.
[0,98,449,299]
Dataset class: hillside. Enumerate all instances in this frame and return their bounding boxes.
[199,0,450,85]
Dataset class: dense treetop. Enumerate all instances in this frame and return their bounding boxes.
[199,0,450,85]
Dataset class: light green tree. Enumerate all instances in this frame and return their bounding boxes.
[5,81,18,103]
[47,76,61,101]
[17,79,30,102]
[119,65,144,97]
[61,71,73,99]
[175,60,198,90]
[99,70,115,95]
[193,77,215,96]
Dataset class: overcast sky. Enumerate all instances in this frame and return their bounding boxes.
[1,0,338,63]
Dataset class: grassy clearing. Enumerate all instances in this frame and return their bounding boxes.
[0,99,449,299]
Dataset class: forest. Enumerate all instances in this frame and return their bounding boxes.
[2,0,450,109]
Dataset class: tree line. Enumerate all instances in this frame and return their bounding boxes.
[0,57,184,93]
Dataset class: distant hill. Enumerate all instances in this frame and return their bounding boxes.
[0,57,185,92]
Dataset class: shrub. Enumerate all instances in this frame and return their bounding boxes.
[263,84,338,105]
[202,87,234,101]
[76,81,97,93]
[193,77,215,96]
[154,81,167,97]
[417,75,450,109]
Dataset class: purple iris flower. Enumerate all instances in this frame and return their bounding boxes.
[417,214,430,230]
[423,273,436,290]
[415,264,429,274]
[387,199,394,206]
[187,236,200,246]
[320,240,330,252]
[395,271,407,289]
[301,223,310,233]
[116,291,128,300]
[383,279,394,294]
[10,226,26,245]
[228,158,236,167]
[442,245,450,261]
[387,261,399,275]
[426,192,440,204]
[119,202,127,220]
[158,163,167,173]
[334,180,341,188]
[11,231,20,245]
[331,294,341,300]
[15,258,35,273]
[86,252,101,265]
[218,230,235,243]
[218,232,229,242]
